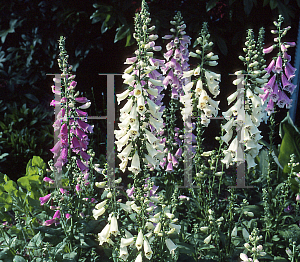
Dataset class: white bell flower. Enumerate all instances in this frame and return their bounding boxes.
[95,200,107,210]
[92,207,105,220]
[98,223,111,245]
[115,132,131,151]
[165,238,177,255]
[144,238,153,260]
[135,230,143,250]
[110,215,119,236]
[117,89,130,105]
[135,252,142,262]
[119,246,129,261]
[128,151,141,174]
[120,99,133,114]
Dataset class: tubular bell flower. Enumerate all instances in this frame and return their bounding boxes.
[222,28,266,169]
[260,15,296,112]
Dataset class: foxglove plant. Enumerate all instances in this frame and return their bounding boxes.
[182,22,220,127]
[39,36,97,255]
[221,28,267,169]
[159,11,191,182]
[94,1,181,261]
[261,15,296,113]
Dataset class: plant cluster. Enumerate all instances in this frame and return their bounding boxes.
[0,1,299,262]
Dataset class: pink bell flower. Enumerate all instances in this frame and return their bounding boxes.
[274,56,282,73]
[263,45,274,54]
[285,62,296,81]
[264,59,275,74]
[39,194,51,205]
[264,75,276,92]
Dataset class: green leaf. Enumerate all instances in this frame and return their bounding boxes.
[17,177,31,191]
[114,24,130,43]
[31,156,46,171]
[269,0,278,9]
[13,255,26,262]
[3,180,18,196]
[278,113,300,173]
[27,232,43,248]
[243,0,254,15]
[24,93,39,103]
[216,36,228,55]
[206,0,219,12]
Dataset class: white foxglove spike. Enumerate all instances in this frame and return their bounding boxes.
[135,230,143,250]
[128,151,141,174]
[117,89,130,105]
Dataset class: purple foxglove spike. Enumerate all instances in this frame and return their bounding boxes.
[60,123,68,138]
[69,81,77,89]
[265,59,275,74]
[80,150,91,161]
[50,140,61,157]
[39,193,51,205]
[50,100,60,106]
[43,177,55,184]
[281,44,287,52]
[75,97,89,103]
[281,73,290,90]
[285,42,296,47]
[180,35,191,44]
[77,119,93,133]
[285,62,297,81]
[263,45,274,54]
[53,210,61,219]
[90,198,96,203]
[59,188,68,194]
[174,49,181,59]
[60,97,67,104]
[124,56,137,64]
[162,35,173,40]
[283,51,291,62]
[79,140,88,151]
[287,83,296,94]
[51,85,61,95]
[160,158,167,168]
[77,158,89,173]
[264,75,276,92]
[274,56,283,73]
[172,155,179,167]
[266,98,274,114]
[175,147,183,158]
[270,82,279,102]
[84,173,89,181]
[71,136,81,153]
[174,127,180,132]
[60,138,69,148]
[174,37,179,44]
[171,88,179,99]
[75,109,88,117]
[76,127,87,140]
[167,153,172,162]
[150,185,159,196]
[43,218,56,226]
[277,90,288,108]
[164,49,174,61]
[166,162,173,172]
[126,186,135,198]
[65,213,72,219]
[175,137,181,146]
[75,184,82,192]
[60,147,68,161]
